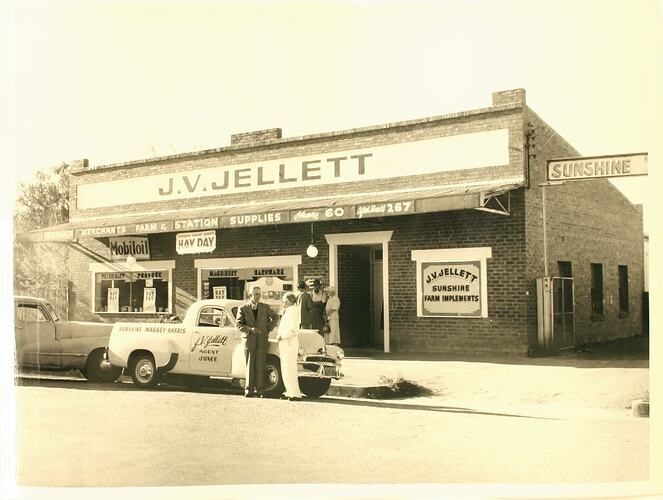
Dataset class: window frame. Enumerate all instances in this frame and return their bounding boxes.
[89,260,175,315]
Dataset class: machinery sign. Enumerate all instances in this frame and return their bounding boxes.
[547,153,647,182]
[421,261,482,317]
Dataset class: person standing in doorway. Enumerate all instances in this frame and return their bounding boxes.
[324,285,341,346]
[309,278,327,334]
[275,292,303,401]
[296,280,313,329]
[236,286,278,397]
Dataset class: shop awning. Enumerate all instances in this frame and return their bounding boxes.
[16,178,524,242]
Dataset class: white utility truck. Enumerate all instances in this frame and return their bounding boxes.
[107,299,344,398]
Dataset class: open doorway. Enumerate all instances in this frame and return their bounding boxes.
[338,245,383,347]
[326,231,392,352]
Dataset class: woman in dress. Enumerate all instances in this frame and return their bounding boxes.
[309,278,327,334]
[275,292,303,401]
[324,285,341,346]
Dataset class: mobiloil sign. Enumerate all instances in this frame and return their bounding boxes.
[109,236,151,261]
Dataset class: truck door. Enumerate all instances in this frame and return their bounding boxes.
[14,302,62,368]
[189,306,236,375]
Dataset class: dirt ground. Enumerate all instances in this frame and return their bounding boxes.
[340,335,650,418]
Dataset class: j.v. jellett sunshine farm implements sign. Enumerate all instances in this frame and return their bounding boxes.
[421,261,482,317]
[547,153,647,182]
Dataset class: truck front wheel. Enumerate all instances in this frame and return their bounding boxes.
[129,353,159,389]
[298,377,332,398]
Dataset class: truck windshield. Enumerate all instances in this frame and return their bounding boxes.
[46,304,60,321]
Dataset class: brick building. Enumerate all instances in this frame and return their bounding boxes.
[20,89,645,355]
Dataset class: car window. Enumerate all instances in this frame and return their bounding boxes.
[45,303,60,321]
[16,304,50,323]
[197,307,232,328]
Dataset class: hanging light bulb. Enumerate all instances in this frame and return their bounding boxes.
[126,255,137,265]
[306,223,318,258]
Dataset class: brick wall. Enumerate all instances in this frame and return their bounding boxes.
[523,108,644,345]
[69,202,529,353]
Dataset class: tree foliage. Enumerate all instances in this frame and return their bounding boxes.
[13,163,70,290]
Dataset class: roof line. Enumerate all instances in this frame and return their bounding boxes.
[72,103,523,175]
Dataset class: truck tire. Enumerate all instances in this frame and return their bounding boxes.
[82,349,123,383]
[263,356,285,398]
[129,353,159,389]
[299,377,331,398]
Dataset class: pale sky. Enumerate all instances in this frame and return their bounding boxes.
[1,0,661,232]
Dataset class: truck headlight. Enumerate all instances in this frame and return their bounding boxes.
[336,348,345,361]
[298,345,305,357]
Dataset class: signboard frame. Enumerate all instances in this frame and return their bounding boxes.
[546,152,648,182]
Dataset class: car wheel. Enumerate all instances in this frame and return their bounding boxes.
[263,356,285,398]
[129,353,159,389]
[299,377,331,398]
[82,349,123,383]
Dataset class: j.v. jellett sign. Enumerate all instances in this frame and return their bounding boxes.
[76,129,510,210]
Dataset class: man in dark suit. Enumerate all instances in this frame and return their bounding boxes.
[236,286,278,397]
[296,280,313,329]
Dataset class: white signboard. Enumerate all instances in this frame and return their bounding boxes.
[412,247,491,318]
[212,286,227,300]
[420,261,482,317]
[547,153,648,182]
[176,230,216,255]
[143,288,156,313]
[109,237,150,261]
[77,129,511,209]
[107,288,119,313]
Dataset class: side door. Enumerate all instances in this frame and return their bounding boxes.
[14,302,62,368]
[189,306,236,375]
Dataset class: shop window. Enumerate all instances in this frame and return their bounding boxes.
[90,264,174,314]
[590,263,604,318]
[557,261,572,278]
[200,268,294,310]
[618,265,629,317]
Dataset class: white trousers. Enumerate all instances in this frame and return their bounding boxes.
[278,336,303,398]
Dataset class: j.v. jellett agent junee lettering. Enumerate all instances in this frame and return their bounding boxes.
[157,153,373,196]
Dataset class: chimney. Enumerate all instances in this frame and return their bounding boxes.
[68,159,89,174]
[492,89,526,106]
[231,128,282,147]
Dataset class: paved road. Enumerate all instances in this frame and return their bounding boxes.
[13,377,649,487]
